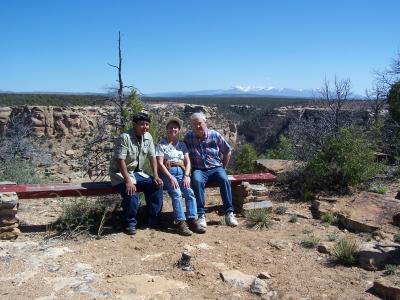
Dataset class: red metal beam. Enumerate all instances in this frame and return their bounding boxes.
[0,173,276,199]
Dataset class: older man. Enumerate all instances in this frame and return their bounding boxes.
[109,112,163,235]
[184,112,238,227]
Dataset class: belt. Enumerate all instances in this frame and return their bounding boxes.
[165,160,186,172]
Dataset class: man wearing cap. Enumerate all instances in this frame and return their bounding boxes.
[109,112,163,235]
[184,112,238,228]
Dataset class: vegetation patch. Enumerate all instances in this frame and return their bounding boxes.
[245,208,272,230]
[50,196,120,238]
[300,234,320,249]
[331,238,359,266]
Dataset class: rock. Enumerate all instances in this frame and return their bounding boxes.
[65,149,75,156]
[242,201,273,213]
[396,191,400,200]
[220,270,256,290]
[0,192,18,209]
[317,242,333,254]
[0,216,19,226]
[0,207,18,217]
[257,272,272,279]
[393,212,400,227]
[312,192,400,233]
[0,227,20,240]
[285,210,310,219]
[250,278,269,295]
[358,242,400,271]
[373,278,400,300]
[268,239,293,251]
[254,159,302,175]
[0,223,18,233]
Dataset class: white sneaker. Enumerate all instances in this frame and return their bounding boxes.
[225,212,238,227]
[198,214,207,228]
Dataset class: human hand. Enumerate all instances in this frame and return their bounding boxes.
[125,181,136,196]
[154,176,164,188]
[169,176,179,189]
[183,175,190,188]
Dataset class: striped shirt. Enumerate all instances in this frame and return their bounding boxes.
[184,129,232,170]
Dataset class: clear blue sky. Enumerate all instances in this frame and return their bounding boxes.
[1,0,399,95]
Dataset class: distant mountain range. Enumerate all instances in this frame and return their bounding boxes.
[147,86,319,98]
[1,86,364,99]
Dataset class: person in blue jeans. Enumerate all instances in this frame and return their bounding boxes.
[109,112,164,235]
[156,116,206,236]
[184,112,238,228]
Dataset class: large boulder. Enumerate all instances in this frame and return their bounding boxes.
[254,159,302,175]
[358,241,400,271]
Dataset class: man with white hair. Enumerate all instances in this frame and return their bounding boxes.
[184,112,238,227]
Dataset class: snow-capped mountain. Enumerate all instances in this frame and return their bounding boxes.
[147,86,318,98]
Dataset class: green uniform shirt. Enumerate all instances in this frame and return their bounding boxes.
[109,130,156,186]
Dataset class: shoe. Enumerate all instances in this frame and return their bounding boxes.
[198,214,207,228]
[187,219,206,234]
[124,226,137,235]
[225,212,238,227]
[176,221,193,236]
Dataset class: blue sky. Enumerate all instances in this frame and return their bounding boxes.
[1,0,399,95]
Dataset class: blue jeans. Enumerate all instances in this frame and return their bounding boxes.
[161,166,197,221]
[191,166,234,215]
[116,173,163,229]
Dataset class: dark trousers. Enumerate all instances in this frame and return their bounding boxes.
[116,173,163,229]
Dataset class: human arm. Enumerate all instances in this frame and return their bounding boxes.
[150,155,164,187]
[222,151,231,169]
[116,159,136,195]
[182,153,192,188]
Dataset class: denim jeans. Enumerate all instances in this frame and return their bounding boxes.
[191,166,234,215]
[161,166,197,221]
[116,172,163,229]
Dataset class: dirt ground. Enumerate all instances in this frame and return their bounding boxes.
[0,187,398,300]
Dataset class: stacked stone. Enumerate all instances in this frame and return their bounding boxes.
[232,182,272,214]
[0,189,20,240]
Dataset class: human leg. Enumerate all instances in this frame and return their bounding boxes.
[191,169,208,216]
[208,167,234,214]
[116,183,139,234]
[161,169,186,221]
[134,173,163,227]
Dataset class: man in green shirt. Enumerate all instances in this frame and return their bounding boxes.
[109,112,163,235]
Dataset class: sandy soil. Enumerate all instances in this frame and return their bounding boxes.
[0,188,396,300]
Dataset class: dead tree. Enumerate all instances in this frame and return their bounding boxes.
[79,31,139,181]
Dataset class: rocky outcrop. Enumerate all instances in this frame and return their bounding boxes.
[1,104,237,145]
[311,192,400,233]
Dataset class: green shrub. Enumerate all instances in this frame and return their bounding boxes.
[369,184,388,194]
[0,159,46,184]
[302,189,315,201]
[332,238,359,266]
[51,196,120,238]
[321,212,337,225]
[384,264,398,276]
[275,205,288,215]
[288,214,298,223]
[328,232,339,241]
[234,144,258,173]
[265,136,295,160]
[246,208,272,230]
[394,233,400,243]
[301,234,320,248]
[388,81,400,123]
[301,127,384,190]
